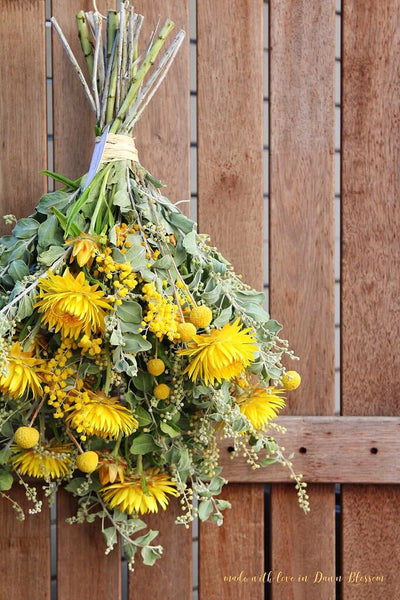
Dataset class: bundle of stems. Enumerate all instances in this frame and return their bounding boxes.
[52,1,184,134]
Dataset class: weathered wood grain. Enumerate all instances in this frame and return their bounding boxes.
[133,0,190,209]
[341,1,400,598]
[128,2,192,598]
[269,1,336,598]
[51,3,122,598]
[57,490,121,600]
[0,3,50,599]
[219,416,400,483]
[0,0,47,233]
[197,1,264,598]
[0,484,51,600]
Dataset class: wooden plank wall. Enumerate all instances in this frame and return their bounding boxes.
[341,1,400,597]
[269,2,336,599]
[197,1,264,598]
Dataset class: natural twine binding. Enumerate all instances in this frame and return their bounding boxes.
[100,133,138,163]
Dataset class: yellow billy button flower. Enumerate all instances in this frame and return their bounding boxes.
[153,383,170,400]
[35,269,112,340]
[101,468,179,514]
[189,305,212,329]
[76,451,99,473]
[177,322,197,343]
[14,426,40,449]
[65,233,102,267]
[238,386,286,430]
[281,370,301,391]
[0,342,42,399]
[65,389,138,440]
[147,358,165,377]
[178,319,258,386]
[10,441,74,479]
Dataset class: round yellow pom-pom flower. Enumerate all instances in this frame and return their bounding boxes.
[77,451,99,473]
[177,322,197,342]
[0,342,43,399]
[101,468,178,514]
[153,384,170,400]
[281,371,301,390]
[14,426,40,449]
[178,319,257,386]
[147,359,165,376]
[35,269,113,339]
[189,305,212,329]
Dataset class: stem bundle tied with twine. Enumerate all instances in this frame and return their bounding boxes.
[0,1,306,570]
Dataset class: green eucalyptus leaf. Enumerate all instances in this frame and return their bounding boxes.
[131,371,153,393]
[8,260,29,282]
[123,333,152,353]
[168,211,195,234]
[182,230,197,255]
[116,301,142,323]
[213,305,232,328]
[16,293,34,320]
[198,499,213,521]
[134,406,152,427]
[36,190,72,215]
[0,470,13,491]
[130,433,158,454]
[160,421,180,438]
[12,218,40,239]
[37,245,66,267]
[141,546,162,566]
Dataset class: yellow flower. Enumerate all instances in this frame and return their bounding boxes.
[0,342,42,398]
[238,386,286,429]
[178,319,258,385]
[281,370,301,390]
[35,269,112,339]
[97,452,128,485]
[65,233,102,267]
[65,389,138,440]
[101,468,178,514]
[10,441,74,479]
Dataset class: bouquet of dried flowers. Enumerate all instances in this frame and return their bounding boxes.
[0,2,308,568]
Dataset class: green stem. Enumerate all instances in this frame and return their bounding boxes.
[111,435,122,458]
[76,11,94,79]
[110,19,175,133]
[136,454,143,475]
[105,11,120,124]
[104,344,112,395]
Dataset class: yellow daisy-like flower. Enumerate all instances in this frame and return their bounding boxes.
[0,342,42,398]
[178,318,258,385]
[238,385,286,429]
[97,452,128,485]
[35,269,112,339]
[10,441,74,479]
[65,389,138,440]
[101,468,178,514]
[65,232,102,267]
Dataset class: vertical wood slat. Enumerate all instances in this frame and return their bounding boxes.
[0,2,50,599]
[197,1,264,599]
[269,2,336,599]
[51,2,121,599]
[0,0,47,231]
[128,2,192,599]
[341,1,400,598]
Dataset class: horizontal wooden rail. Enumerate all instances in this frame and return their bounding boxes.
[220,416,400,483]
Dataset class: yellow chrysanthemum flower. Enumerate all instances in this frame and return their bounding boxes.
[65,232,102,267]
[178,318,258,385]
[35,269,112,339]
[65,389,138,440]
[10,441,74,479]
[238,386,286,429]
[97,452,128,485]
[0,342,42,398]
[101,468,178,514]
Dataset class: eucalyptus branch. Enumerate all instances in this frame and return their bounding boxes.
[51,17,96,114]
